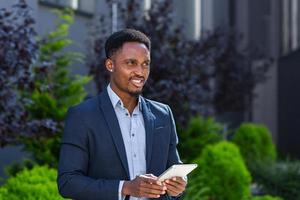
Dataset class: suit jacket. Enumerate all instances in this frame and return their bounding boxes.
[57,89,182,200]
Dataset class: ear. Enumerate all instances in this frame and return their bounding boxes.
[105,59,114,72]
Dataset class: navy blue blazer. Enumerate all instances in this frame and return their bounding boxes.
[57,89,182,200]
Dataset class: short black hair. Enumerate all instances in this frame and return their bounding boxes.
[105,28,151,58]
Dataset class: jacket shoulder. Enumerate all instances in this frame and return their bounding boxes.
[143,97,170,115]
[68,95,99,115]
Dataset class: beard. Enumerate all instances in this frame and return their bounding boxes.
[128,88,143,97]
[111,75,147,98]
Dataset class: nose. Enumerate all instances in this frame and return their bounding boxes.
[134,64,146,75]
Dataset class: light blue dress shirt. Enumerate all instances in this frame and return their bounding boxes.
[107,85,148,200]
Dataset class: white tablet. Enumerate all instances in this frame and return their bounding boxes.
[158,164,198,181]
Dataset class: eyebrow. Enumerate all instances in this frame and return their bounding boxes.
[124,58,150,62]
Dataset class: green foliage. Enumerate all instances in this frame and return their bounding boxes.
[250,195,283,200]
[178,116,223,162]
[232,123,276,165]
[0,166,65,200]
[0,0,38,146]
[251,160,300,200]
[4,159,36,177]
[188,141,251,200]
[183,173,210,200]
[21,9,91,167]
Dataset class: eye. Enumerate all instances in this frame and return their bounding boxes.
[142,61,150,68]
[126,59,137,66]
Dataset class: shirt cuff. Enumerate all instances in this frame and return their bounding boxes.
[118,180,126,200]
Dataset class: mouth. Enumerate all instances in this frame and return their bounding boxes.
[130,77,145,88]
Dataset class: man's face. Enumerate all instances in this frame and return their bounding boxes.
[106,42,150,97]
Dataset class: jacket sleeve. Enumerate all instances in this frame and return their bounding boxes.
[57,107,120,200]
[165,106,184,200]
[166,105,182,168]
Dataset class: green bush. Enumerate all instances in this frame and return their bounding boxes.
[250,195,283,200]
[185,141,251,200]
[0,166,65,200]
[232,123,276,165]
[251,160,300,200]
[183,173,210,200]
[178,116,223,162]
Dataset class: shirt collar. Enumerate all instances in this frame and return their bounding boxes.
[107,84,142,111]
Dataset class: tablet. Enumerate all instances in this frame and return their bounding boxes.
[158,164,198,181]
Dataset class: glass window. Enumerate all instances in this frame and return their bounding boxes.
[281,0,300,55]
[291,0,299,50]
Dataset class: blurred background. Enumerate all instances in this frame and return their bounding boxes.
[0,0,299,199]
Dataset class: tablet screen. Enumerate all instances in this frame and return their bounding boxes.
[158,164,198,181]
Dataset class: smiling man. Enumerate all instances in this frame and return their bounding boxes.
[57,29,186,200]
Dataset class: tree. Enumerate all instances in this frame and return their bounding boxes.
[0,0,51,146]
[21,8,91,167]
[0,1,90,167]
[87,0,215,125]
[86,0,271,126]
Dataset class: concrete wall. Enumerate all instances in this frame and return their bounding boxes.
[235,0,280,143]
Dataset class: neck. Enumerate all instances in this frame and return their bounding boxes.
[110,84,138,114]
[122,96,138,114]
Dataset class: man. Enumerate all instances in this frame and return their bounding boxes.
[57,29,186,200]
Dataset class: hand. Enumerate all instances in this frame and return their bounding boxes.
[164,177,187,197]
[122,174,167,198]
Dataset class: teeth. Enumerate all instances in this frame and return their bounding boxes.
[132,79,142,83]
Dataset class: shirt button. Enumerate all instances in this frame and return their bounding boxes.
[134,154,136,157]
[125,113,129,116]
[132,133,135,137]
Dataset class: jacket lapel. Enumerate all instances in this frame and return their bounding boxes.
[141,98,155,170]
[98,90,130,179]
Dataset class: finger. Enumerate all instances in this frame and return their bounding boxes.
[175,177,187,184]
[141,176,163,186]
[165,182,181,192]
[141,181,167,192]
[141,186,167,196]
[165,185,178,196]
[165,183,181,196]
[169,177,187,185]
[132,182,164,198]
[165,177,186,187]
[165,181,185,193]
[138,185,166,198]
[141,192,161,199]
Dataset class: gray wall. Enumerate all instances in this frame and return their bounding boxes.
[235,0,280,143]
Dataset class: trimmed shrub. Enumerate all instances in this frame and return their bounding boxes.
[250,195,283,200]
[178,116,223,162]
[186,141,251,200]
[251,160,300,200]
[232,123,276,165]
[0,166,64,200]
[183,173,210,200]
